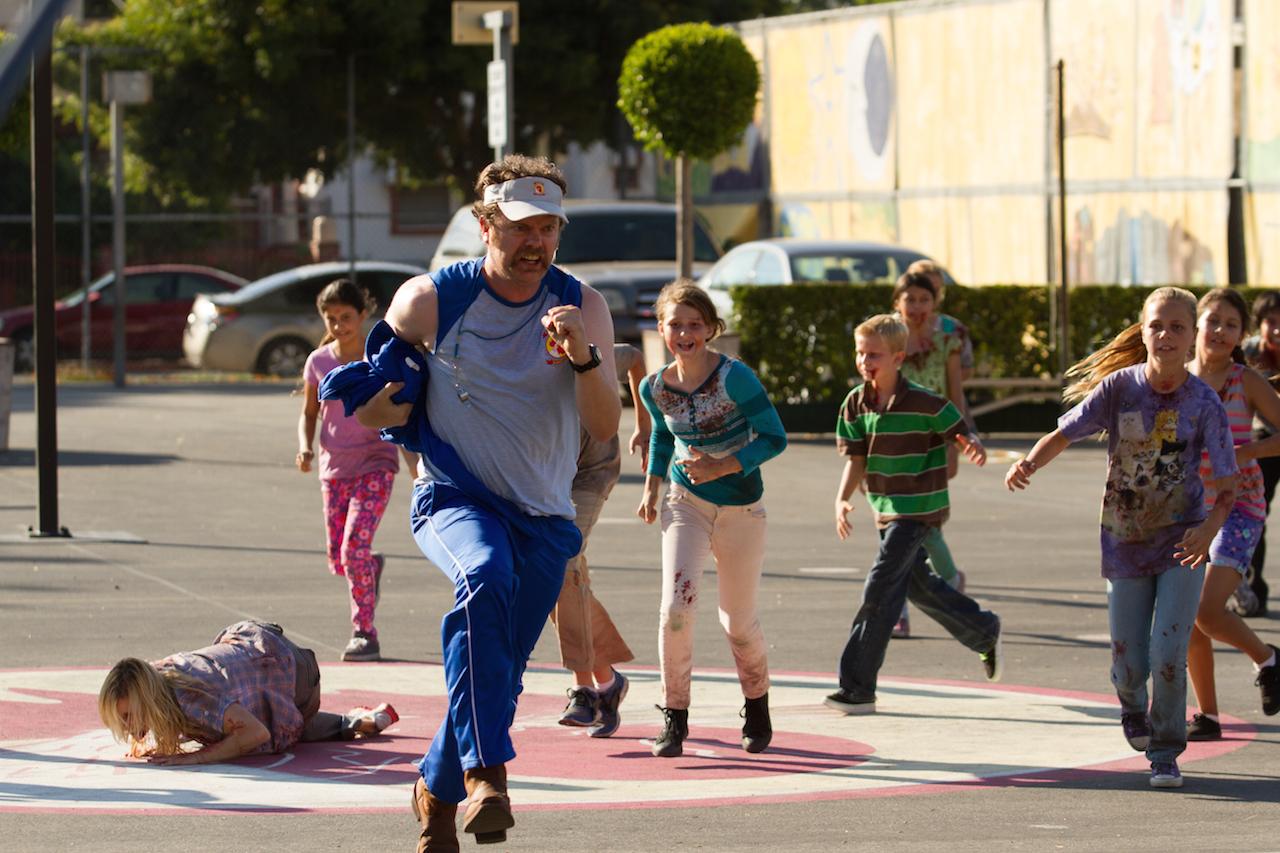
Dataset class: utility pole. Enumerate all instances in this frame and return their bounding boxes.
[79,44,91,369]
[484,9,514,161]
[451,3,519,162]
[30,25,64,537]
[346,52,357,285]
[103,70,150,388]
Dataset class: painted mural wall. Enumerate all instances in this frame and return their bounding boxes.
[706,0,1254,285]
[1245,0,1280,283]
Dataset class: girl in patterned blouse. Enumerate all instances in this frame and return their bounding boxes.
[637,279,787,760]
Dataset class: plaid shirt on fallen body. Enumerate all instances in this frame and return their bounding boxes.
[154,620,303,753]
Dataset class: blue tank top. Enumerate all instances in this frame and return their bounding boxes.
[420,259,581,518]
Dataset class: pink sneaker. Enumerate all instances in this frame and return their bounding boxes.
[892,613,910,639]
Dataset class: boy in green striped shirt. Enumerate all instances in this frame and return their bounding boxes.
[826,315,1004,715]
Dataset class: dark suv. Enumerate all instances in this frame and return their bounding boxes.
[429,200,721,342]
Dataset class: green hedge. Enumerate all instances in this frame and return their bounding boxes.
[733,283,1275,406]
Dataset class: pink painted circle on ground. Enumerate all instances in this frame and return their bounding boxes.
[0,666,1259,814]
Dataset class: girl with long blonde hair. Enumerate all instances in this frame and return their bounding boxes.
[1004,287,1239,789]
[99,621,398,765]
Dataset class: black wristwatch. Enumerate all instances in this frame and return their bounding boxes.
[570,343,602,374]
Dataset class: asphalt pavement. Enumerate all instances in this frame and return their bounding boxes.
[0,380,1277,852]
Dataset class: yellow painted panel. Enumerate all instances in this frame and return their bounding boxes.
[774,198,898,245]
[1064,191,1226,284]
[1132,0,1233,178]
[765,15,896,196]
[1245,0,1280,182]
[1244,192,1280,283]
[896,0,1045,187]
[899,195,1047,284]
[1052,0,1139,181]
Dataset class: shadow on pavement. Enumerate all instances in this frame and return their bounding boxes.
[0,449,179,467]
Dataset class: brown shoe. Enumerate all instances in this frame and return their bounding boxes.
[462,764,514,844]
[411,776,459,853]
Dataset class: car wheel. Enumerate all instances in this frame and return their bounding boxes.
[256,336,312,377]
[11,328,33,374]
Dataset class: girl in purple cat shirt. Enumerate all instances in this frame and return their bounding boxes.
[1005,287,1238,790]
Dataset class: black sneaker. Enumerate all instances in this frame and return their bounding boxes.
[980,618,1004,682]
[341,631,381,662]
[740,693,772,754]
[1257,645,1280,716]
[589,670,629,738]
[1121,711,1151,751]
[651,706,688,758]
[558,687,599,727]
[824,689,876,715]
[1187,713,1222,741]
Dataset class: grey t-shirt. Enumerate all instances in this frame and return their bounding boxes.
[420,276,579,518]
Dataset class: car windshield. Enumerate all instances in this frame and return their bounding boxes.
[557,212,719,264]
[789,252,920,284]
[58,273,113,307]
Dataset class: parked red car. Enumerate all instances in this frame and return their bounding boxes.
[0,264,247,372]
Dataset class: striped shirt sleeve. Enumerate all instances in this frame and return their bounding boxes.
[932,399,966,441]
[724,361,787,474]
[836,389,867,457]
[640,374,675,479]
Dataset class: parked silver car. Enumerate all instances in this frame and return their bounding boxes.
[430,200,721,343]
[183,260,426,376]
[697,238,952,329]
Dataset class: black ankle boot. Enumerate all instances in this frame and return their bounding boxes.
[652,705,688,757]
[740,693,772,753]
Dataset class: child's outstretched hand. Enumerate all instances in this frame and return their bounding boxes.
[955,433,986,467]
[1005,458,1035,490]
[835,498,856,540]
[629,427,650,471]
[1174,523,1214,569]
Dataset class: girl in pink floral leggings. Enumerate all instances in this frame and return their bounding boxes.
[297,279,410,662]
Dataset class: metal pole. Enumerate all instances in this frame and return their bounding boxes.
[497,25,513,160]
[110,98,126,388]
[485,11,513,161]
[346,52,357,285]
[1056,59,1069,378]
[79,44,91,369]
[31,40,64,537]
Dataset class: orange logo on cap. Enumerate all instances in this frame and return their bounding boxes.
[532,181,545,196]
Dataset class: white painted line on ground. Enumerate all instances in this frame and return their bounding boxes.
[60,540,343,655]
[797,567,861,575]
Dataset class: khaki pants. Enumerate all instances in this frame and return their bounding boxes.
[658,485,770,709]
[550,434,634,673]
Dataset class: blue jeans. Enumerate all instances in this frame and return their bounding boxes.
[1107,565,1205,764]
[410,481,581,803]
[838,519,1000,697]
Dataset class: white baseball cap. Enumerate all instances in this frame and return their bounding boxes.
[483,176,568,223]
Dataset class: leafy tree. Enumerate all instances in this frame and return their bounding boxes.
[618,22,759,276]
[70,0,782,201]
